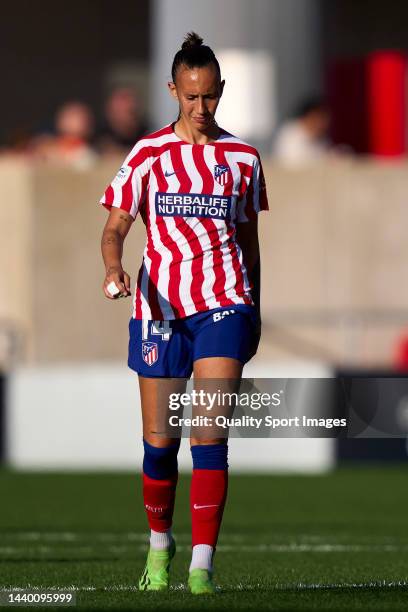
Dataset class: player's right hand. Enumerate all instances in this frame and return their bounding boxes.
[103,266,131,299]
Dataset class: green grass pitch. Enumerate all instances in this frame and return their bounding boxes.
[1,466,408,610]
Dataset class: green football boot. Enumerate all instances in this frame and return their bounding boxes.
[188,568,216,595]
[138,539,176,591]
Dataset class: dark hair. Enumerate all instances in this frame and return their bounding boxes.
[293,96,328,119]
[171,32,221,82]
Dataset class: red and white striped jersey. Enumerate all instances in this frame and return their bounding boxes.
[100,123,269,320]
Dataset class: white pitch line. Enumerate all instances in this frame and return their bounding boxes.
[219,543,408,552]
[0,532,152,542]
[0,532,244,543]
[1,580,408,593]
[1,543,408,554]
[3,532,406,546]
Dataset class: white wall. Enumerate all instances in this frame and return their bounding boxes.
[6,361,334,472]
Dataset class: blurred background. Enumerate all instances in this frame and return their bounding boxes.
[2,0,408,473]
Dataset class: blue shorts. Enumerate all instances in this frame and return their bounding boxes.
[128,305,258,378]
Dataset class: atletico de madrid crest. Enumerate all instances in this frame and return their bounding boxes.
[142,341,158,366]
[214,164,230,186]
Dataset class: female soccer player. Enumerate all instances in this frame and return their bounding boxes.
[99,32,268,595]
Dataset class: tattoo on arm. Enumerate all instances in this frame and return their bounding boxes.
[101,234,120,246]
[119,214,131,222]
[106,265,122,274]
[101,227,124,273]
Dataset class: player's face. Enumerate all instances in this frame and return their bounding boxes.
[169,64,225,131]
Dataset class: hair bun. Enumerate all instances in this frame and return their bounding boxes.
[181,31,203,50]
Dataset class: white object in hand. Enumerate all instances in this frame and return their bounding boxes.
[107,281,121,297]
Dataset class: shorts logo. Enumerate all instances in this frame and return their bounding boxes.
[213,309,235,322]
[214,164,230,186]
[142,341,158,366]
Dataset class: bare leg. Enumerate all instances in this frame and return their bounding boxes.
[190,357,243,446]
[138,375,187,447]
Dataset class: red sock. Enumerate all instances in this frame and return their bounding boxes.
[190,469,228,546]
[143,473,178,532]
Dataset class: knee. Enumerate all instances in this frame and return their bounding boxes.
[190,437,227,447]
[190,442,228,470]
[143,438,180,479]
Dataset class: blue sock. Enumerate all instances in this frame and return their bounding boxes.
[190,443,228,470]
[143,438,180,479]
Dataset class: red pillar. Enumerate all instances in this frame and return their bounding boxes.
[367,51,407,157]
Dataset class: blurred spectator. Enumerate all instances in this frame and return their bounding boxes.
[31,101,96,169]
[1,126,33,155]
[96,87,147,156]
[272,97,331,167]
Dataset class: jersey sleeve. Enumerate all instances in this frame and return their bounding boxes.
[99,142,151,219]
[236,156,269,223]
